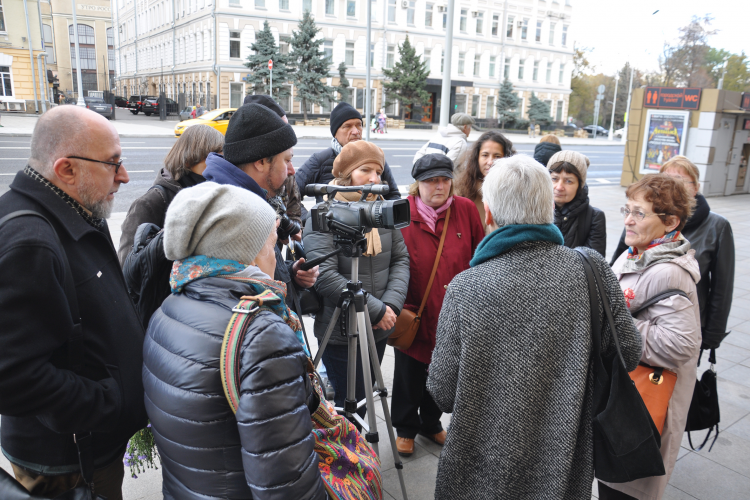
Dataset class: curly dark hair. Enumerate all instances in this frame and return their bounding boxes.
[625,174,696,232]
[455,131,516,202]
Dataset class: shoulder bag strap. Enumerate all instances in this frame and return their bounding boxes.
[416,206,451,319]
[629,289,689,317]
[578,248,602,360]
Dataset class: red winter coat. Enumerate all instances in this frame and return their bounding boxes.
[400,194,485,364]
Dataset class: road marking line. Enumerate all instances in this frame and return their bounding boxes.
[390,165,402,168]
[595,178,613,184]
[394,155,414,157]
[126,170,156,173]
[0,158,28,160]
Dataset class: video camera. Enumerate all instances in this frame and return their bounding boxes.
[305,184,410,237]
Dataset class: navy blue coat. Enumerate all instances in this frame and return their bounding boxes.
[143,277,327,500]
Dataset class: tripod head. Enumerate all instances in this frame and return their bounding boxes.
[330,219,369,259]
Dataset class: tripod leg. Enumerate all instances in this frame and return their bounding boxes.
[364,305,409,500]
[356,310,381,456]
[345,302,359,421]
[312,306,341,370]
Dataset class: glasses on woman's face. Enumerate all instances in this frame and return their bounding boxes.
[620,206,666,222]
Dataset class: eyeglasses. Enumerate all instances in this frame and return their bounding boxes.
[620,206,667,222]
[67,156,125,175]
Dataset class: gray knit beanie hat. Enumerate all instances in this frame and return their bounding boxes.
[163,182,277,263]
[547,150,590,185]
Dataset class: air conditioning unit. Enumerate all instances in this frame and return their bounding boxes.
[517,20,523,27]
[6,102,25,112]
[437,5,446,12]
[471,10,479,17]
[401,0,408,8]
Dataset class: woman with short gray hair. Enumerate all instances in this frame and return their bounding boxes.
[427,154,642,499]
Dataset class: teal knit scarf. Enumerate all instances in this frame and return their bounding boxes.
[470,224,564,267]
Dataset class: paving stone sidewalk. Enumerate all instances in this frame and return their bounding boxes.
[2,184,748,500]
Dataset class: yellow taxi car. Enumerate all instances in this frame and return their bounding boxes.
[174,108,237,137]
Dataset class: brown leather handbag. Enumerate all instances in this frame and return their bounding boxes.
[388,207,451,350]
[630,365,677,435]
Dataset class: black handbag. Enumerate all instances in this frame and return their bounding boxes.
[685,348,720,451]
[576,249,665,483]
[0,212,104,500]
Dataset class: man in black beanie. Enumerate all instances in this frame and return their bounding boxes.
[296,102,401,203]
[201,103,319,295]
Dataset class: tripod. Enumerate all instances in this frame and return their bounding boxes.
[312,231,409,500]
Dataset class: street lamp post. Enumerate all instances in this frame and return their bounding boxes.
[71,0,86,107]
[608,74,619,140]
[439,0,456,127]
[621,66,634,144]
[365,0,372,141]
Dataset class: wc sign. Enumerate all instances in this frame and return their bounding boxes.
[644,87,702,110]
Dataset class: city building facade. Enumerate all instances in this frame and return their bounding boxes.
[0,0,46,110]
[114,0,574,122]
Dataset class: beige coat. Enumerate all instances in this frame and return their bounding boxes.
[607,238,701,500]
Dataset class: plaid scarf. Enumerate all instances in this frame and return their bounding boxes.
[627,230,682,261]
[331,137,343,155]
[24,166,104,229]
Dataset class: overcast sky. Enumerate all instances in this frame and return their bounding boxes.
[571,0,750,76]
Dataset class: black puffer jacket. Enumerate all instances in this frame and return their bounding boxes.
[143,277,326,500]
[296,147,401,202]
[553,184,607,256]
[533,141,562,168]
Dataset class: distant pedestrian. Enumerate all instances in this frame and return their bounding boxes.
[0,105,147,500]
[195,102,205,117]
[377,108,387,133]
[533,134,562,167]
[413,112,474,169]
[454,130,515,233]
[427,154,642,500]
[601,174,701,500]
[392,154,484,458]
[547,150,607,256]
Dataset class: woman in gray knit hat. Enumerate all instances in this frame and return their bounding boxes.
[547,150,607,256]
[143,182,327,500]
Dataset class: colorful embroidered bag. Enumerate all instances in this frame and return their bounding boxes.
[220,293,383,500]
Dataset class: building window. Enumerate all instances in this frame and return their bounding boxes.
[471,95,480,117]
[0,66,12,97]
[533,60,539,81]
[280,0,290,10]
[535,21,542,42]
[559,65,564,84]
[459,9,467,32]
[347,0,356,17]
[562,25,568,46]
[255,0,265,7]
[485,96,495,118]
[386,44,395,68]
[549,22,555,44]
[521,18,528,40]
[43,24,55,63]
[303,0,312,12]
[355,88,364,109]
[406,1,415,25]
[107,27,115,85]
[0,0,5,32]
[454,94,467,113]
[370,43,375,67]
[475,11,483,35]
[473,55,480,76]
[230,82,243,107]
[518,61,524,80]
[458,52,465,75]
[504,60,510,78]
[425,3,433,27]
[388,0,396,22]
[489,55,496,77]
[440,49,444,73]
[556,100,563,121]
[491,14,498,36]
[424,48,431,72]
[325,0,334,14]
[546,65,551,83]
[69,24,98,95]
[278,35,290,55]
[506,16,514,38]
[345,41,354,65]
[442,11,447,29]
[229,30,241,58]
[324,40,333,59]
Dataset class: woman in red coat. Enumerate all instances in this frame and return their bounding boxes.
[392,154,485,457]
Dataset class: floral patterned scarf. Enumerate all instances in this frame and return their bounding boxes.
[627,230,682,261]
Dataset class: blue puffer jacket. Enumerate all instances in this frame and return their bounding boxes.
[143,277,327,500]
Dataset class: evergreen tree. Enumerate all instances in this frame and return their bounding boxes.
[244,21,291,100]
[289,11,334,121]
[382,36,430,119]
[336,62,351,104]
[495,79,521,129]
[527,92,552,126]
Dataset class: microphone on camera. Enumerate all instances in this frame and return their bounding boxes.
[304,184,390,196]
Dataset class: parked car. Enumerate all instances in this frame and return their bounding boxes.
[614,127,626,138]
[583,125,609,136]
[127,95,157,114]
[179,106,196,121]
[114,95,129,108]
[174,108,236,137]
[84,97,113,120]
[142,97,178,116]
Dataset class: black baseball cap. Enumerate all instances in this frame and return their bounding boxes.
[411,153,454,181]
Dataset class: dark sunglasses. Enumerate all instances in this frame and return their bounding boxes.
[67,156,125,175]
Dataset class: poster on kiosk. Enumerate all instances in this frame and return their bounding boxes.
[639,109,690,174]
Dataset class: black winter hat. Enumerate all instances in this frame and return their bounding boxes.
[243,94,286,117]
[330,102,362,137]
[412,153,454,181]
[224,103,297,166]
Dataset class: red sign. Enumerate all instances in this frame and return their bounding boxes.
[741,93,750,110]
[268,59,273,70]
[744,118,750,131]
[644,87,701,110]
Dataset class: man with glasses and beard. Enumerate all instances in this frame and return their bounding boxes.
[0,106,147,500]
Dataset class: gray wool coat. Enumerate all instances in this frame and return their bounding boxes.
[427,242,642,500]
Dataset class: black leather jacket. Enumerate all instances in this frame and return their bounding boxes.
[610,195,735,348]
[143,277,327,500]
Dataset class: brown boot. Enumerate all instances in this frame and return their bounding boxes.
[420,429,447,446]
[396,437,415,457]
